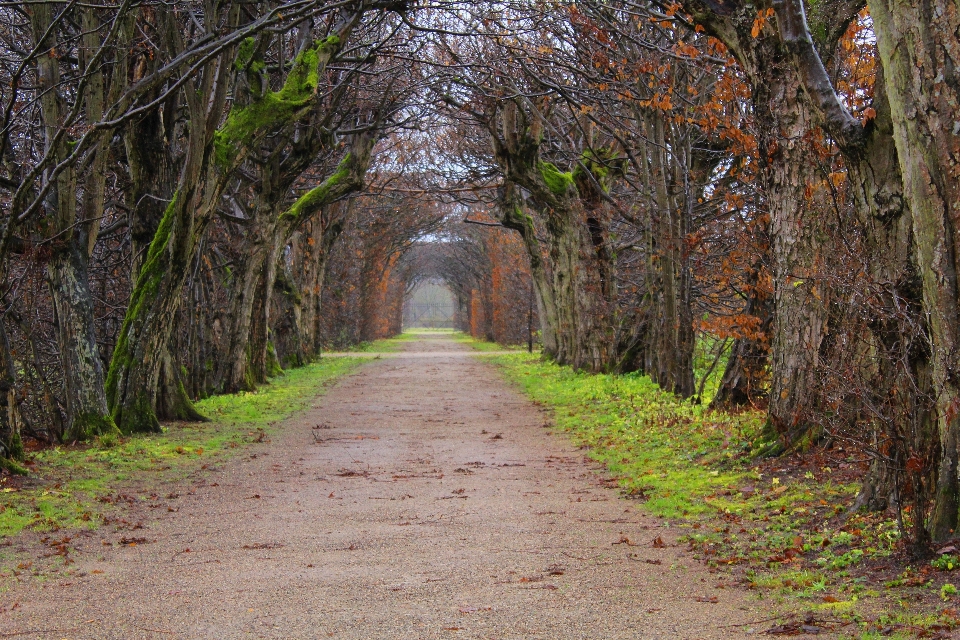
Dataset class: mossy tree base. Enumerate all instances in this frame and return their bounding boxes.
[114,393,162,435]
[67,413,120,442]
[0,456,28,476]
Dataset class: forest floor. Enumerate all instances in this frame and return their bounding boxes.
[0,332,775,639]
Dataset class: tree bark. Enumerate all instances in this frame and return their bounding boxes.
[499,184,560,359]
[107,18,364,432]
[219,233,270,392]
[0,321,25,473]
[488,102,617,372]
[680,1,833,446]
[32,2,116,440]
[767,0,938,542]
[870,0,960,540]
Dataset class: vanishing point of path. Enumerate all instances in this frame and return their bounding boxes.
[3,334,770,639]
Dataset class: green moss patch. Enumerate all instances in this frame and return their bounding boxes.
[214,36,340,169]
[537,161,575,197]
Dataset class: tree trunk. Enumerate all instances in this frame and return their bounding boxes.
[108,16,371,431]
[680,1,836,446]
[249,240,283,384]
[500,185,560,359]
[489,105,617,372]
[219,237,270,392]
[757,66,830,446]
[298,211,346,357]
[48,247,117,439]
[0,321,25,473]
[871,0,960,540]
[31,2,116,440]
[638,114,697,397]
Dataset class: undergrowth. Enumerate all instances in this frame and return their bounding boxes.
[479,345,960,639]
[0,356,361,539]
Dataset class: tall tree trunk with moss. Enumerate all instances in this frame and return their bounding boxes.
[488,102,618,372]
[499,183,560,359]
[107,6,239,433]
[117,7,204,422]
[32,3,117,441]
[221,131,375,389]
[107,25,360,433]
[212,10,377,388]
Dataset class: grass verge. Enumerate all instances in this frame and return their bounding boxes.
[0,356,362,540]
[453,332,531,352]
[479,345,960,639]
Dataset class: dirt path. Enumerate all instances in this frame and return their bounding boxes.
[2,334,771,639]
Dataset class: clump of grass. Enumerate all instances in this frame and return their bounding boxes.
[454,331,532,352]
[0,356,362,538]
[490,351,763,517]
[346,332,419,352]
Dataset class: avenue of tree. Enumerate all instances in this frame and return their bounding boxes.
[1,0,958,546]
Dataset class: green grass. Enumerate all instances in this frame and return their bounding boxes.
[488,351,764,518]
[0,356,363,538]
[454,332,531,352]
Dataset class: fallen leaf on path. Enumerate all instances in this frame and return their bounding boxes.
[241,542,283,550]
[458,606,492,614]
[695,596,719,603]
[119,537,149,545]
[336,469,369,477]
[652,536,666,548]
[612,534,637,546]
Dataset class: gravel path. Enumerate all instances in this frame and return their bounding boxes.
[0,333,771,639]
